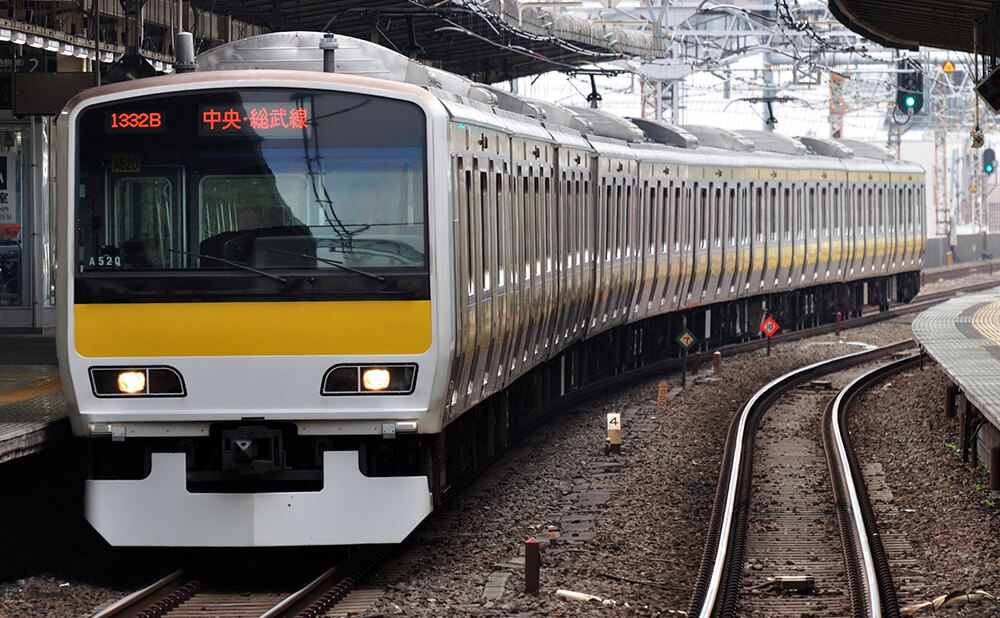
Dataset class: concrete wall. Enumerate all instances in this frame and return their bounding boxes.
[924,233,1000,268]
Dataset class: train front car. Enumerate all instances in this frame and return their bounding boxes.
[55,71,452,546]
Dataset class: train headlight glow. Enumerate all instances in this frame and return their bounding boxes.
[362,368,391,391]
[117,371,146,394]
[322,364,418,395]
[89,366,186,397]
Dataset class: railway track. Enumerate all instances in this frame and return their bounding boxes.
[85,280,990,617]
[89,547,388,618]
[687,341,921,618]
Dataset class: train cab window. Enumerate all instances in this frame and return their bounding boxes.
[109,175,178,268]
[75,88,429,303]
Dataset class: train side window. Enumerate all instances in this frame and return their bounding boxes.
[833,187,841,234]
[782,186,791,242]
[698,186,708,250]
[713,187,723,248]
[496,170,505,289]
[671,184,680,253]
[754,186,763,242]
[768,186,778,242]
[877,187,885,234]
[481,169,491,293]
[684,186,694,252]
[464,165,475,296]
[726,188,738,247]
[546,175,553,273]
[820,187,828,236]
[808,187,817,239]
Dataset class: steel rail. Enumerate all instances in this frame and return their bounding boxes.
[688,339,915,617]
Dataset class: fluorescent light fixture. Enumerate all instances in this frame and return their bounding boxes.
[60,43,75,56]
[45,39,59,53]
[28,35,44,48]
[0,29,11,42]
[12,32,27,45]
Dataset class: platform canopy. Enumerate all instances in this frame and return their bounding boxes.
[829,0,998,54]
[185,0,662,83]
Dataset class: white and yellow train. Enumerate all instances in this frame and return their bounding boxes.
[55,32,925,546]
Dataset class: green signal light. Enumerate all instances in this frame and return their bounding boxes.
[904,95,916,108]
[988,163,995,173]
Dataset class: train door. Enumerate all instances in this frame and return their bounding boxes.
[764,183,779,290]
[831,184,845,279]
[776,183,792,290]
[791,183,806,288]
[564,154,591,346]
[902,185,914,267]
[861,186,875,275]
[487,157,511,395]
[731,181,750,298]
[589,170,613,331]
[888,184,902,273]
[803,183,818,284]
[507,166,529,382]
[688,183,708,306]
[448,148,479,414]
[522,170,541,368]
[615,168,637,327]
[631,175,654,321]
[662,180,681,311]
[717,183,737,302]
[816,185,830,283]
[702,183,722,304]
[534,147,556,364]
[875,185,888,273]
[845,184,860,277]
[748,183,765,293]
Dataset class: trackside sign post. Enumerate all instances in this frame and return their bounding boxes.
[676,328,698,387]
[760,316,780,356]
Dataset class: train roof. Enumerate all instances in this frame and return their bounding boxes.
[193,32,915,171]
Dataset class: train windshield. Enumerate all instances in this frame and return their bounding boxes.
[74,87,428,301]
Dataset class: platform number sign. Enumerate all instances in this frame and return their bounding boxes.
[760,316,780,338]
[675,328,698,350]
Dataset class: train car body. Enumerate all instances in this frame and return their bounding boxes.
[55,32,925,547]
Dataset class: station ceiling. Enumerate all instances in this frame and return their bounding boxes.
[829,0,999,55]
[184,0,659,83]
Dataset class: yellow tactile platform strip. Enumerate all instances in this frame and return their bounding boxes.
[973,298,1000,346]
[0,367,67,462]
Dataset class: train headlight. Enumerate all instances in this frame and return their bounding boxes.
[362,368,391,391]
[322,364,417,395]
[117,371,146,394]
[89,367,186,397]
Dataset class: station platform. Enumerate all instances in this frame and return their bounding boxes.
[912,286,1000,442]
[0,333,68,464]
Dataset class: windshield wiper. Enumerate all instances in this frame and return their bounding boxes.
[264,248,385,283]
[169,249,288,283]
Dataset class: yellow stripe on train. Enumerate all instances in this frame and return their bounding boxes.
[74,300,432,357]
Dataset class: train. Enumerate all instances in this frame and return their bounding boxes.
[54,31,925,547]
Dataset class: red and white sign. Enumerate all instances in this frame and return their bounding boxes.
[760,317,780,338]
